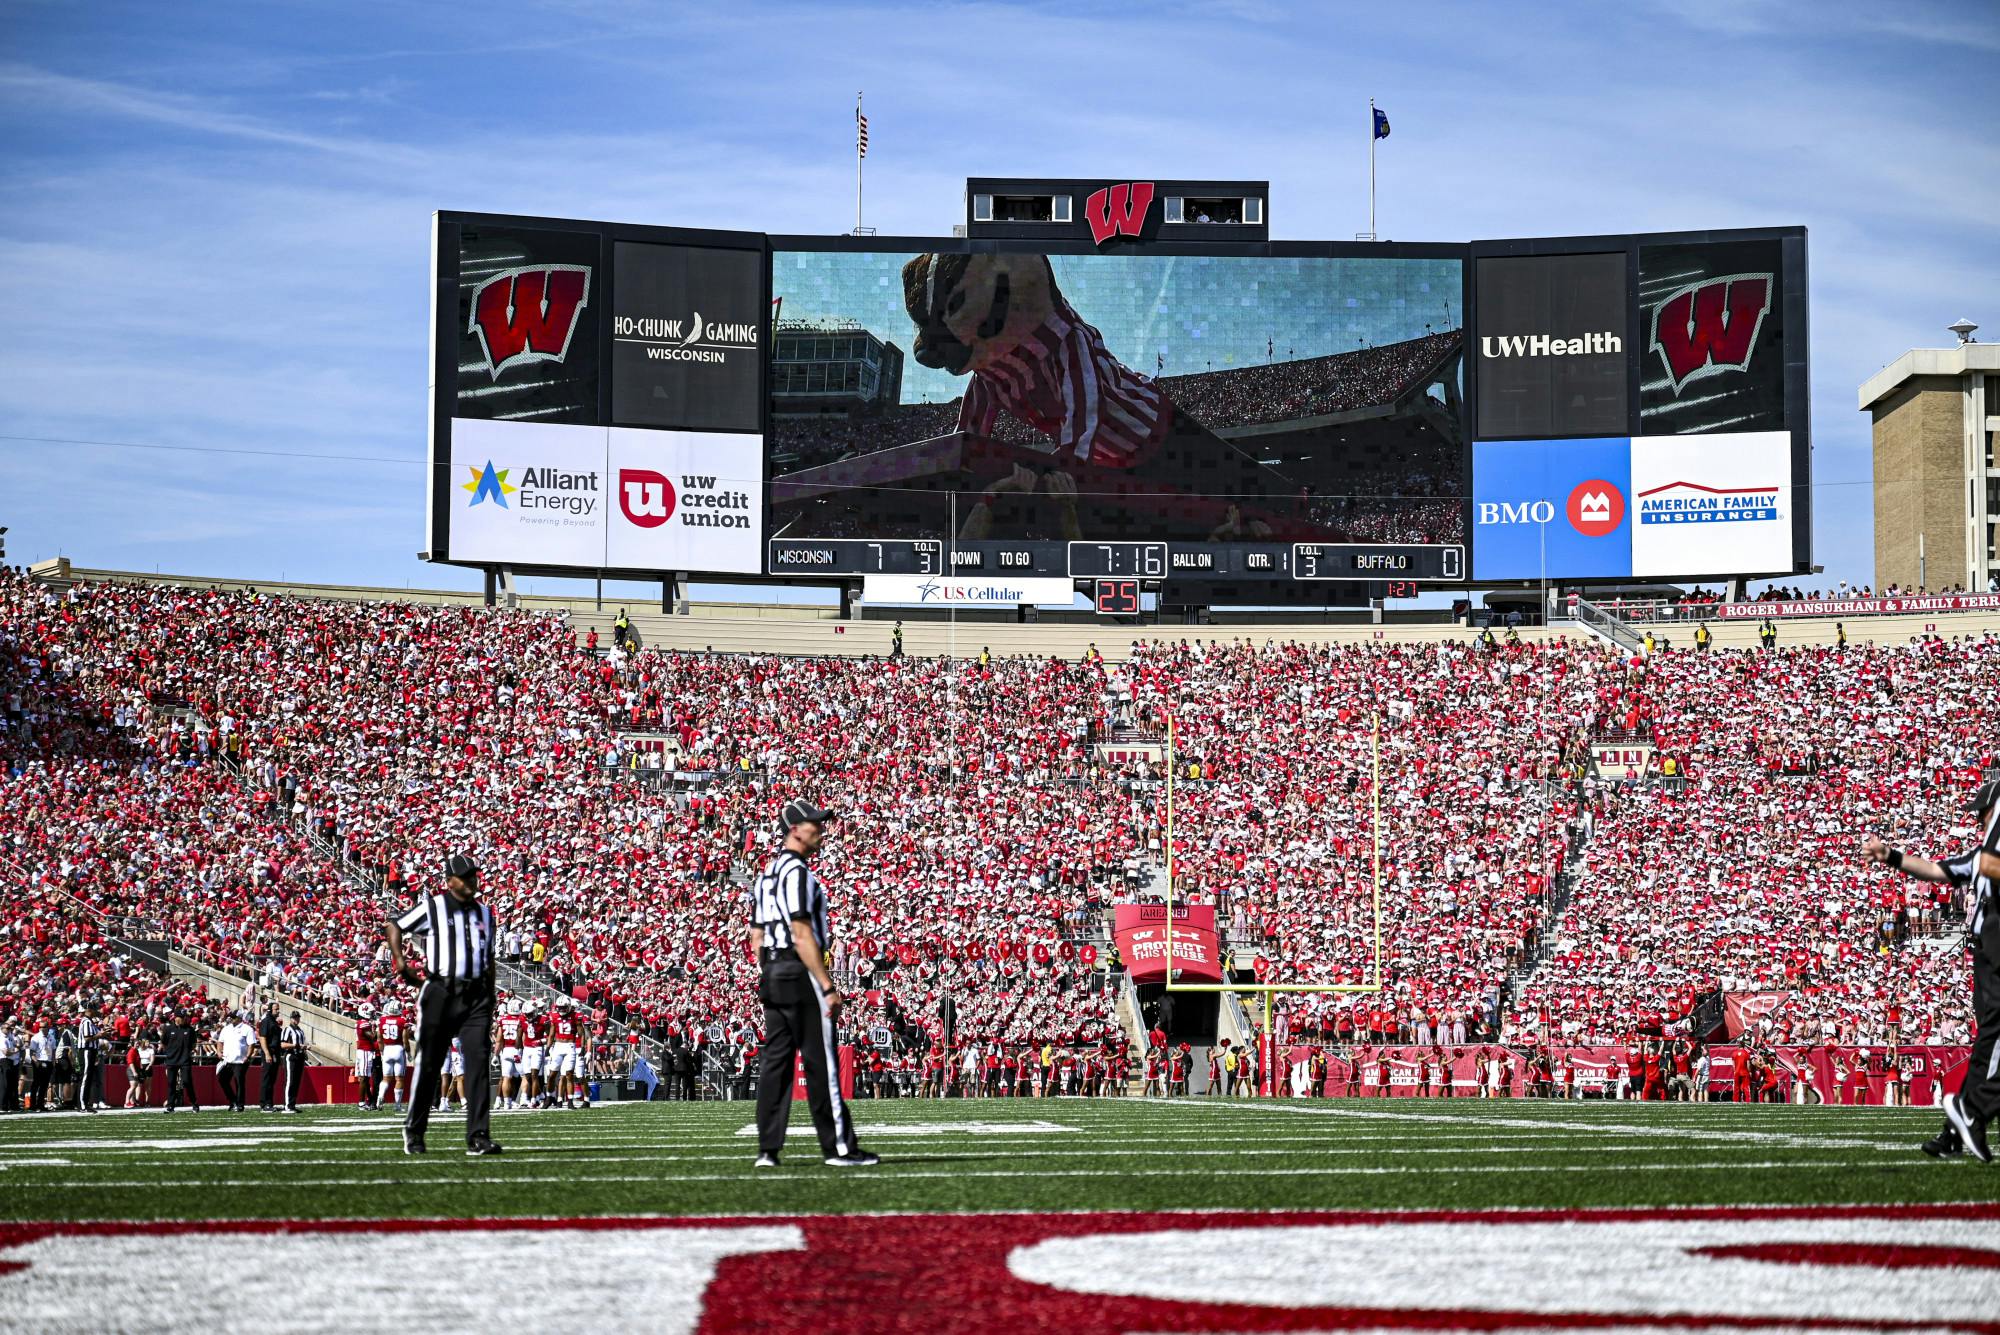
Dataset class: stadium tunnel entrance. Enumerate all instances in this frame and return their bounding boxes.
[1138,983,1218,1047]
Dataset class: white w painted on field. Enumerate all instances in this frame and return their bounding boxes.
[0,1225,802,1335]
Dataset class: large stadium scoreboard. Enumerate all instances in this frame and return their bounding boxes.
[766,538,1462,581]
[425,182,1808,601]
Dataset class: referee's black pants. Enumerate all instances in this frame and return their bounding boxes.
[755,960,859,1159]
[0,1059,15,1112]
[1954,917,2000,1123]
[407,976,494,1146]
[285,1054,307,1110]
[259,1058,281,1110]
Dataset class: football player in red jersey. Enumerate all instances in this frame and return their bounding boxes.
[376,1000,409,1110]
[519,1004,545,1108]
[495,999,526,1111]
[352,1003,379,1110]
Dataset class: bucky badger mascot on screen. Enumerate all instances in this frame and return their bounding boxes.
[901,252,1294,539]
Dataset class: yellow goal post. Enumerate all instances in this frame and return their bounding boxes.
[1159,711,1385,1085]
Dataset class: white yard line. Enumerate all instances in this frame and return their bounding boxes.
[1151,1098,1917,1152]
[23,1158,1896,1191]
[4,1139,1895,1173]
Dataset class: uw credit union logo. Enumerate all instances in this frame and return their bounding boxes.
[618,469,676,528]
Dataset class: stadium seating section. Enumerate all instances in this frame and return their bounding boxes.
[2,567,1989,1068]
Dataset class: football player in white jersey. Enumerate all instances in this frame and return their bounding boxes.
[376,999,410,1110]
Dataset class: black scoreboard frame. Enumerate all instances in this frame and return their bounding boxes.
[423,209,1810,599]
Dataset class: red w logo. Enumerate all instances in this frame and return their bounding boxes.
[468,264,592,380]
[1649,272,1772,394]
[1084,182,1155,246]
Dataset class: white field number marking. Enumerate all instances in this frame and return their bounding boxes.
[1008,1217,2000,1322]
[0,1226,802,1335]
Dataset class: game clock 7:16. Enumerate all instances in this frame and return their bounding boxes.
[1067,542,1167,578]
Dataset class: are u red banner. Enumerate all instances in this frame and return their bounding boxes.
[1113,904,1221,982]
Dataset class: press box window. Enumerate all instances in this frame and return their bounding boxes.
[1168,195,1240,223]
[985,194,1068,223]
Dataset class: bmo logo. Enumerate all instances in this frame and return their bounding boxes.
[1478,498,1556,526]
[1478,483,1625,539]
[1566,479,1625,537]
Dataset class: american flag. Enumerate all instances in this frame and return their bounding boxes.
[856,104,868,158]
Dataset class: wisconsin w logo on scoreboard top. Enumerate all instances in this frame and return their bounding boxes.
[1084,182,1155,246]
[468,264,593,380]
[1649,272,1773,394]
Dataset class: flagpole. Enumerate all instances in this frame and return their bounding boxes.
[1369,97,1376,239]
[855,91,864,235]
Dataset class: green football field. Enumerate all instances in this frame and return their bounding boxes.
[0,1095,1992,1223]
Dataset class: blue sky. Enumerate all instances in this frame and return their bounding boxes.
[1,0,1994,598]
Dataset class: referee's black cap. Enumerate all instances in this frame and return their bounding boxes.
[1969,779,2000,816]
[445,853,481,883]
[780,799,836,830]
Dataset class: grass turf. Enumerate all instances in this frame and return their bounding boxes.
[0,1096,1991,1223]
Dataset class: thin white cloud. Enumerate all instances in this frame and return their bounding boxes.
[0,62,422,168]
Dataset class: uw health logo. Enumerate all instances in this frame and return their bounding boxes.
[467,264,593,380]
[618,469,676,528]
[1650,272,1772,393]
[1566,479,1625,537]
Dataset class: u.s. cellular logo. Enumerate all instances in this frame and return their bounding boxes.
[1636,480,1779,525]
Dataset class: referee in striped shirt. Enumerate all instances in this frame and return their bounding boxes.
[387,854,503,1157]
[1866,778,2000,1161]
[748,800,876,1168]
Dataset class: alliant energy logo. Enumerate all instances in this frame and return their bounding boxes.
[618,469,751,531]
[1635,479,1779,526]
[612,313,759,364]
[464,461,598,517]
[1649,272,1772,393]
[467,265,592,380]
[1478,330,1621,359]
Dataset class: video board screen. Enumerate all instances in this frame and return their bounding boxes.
[1639,238,1785,434]
[766,250,1466,575]
[1474,253,1627,438]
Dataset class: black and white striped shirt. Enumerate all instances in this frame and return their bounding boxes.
[395,893,496,979]
[1940,803,2000,936]
[749,849,830,952]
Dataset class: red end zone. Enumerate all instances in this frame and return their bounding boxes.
[2,1204,1996,1334]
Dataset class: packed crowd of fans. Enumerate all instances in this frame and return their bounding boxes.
[1,565,1985,1088]
[1514,632,1997,1049]
[1156,331,1459,430]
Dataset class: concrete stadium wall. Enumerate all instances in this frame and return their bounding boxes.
[30,559,2000,661]
[168,951,356,1066]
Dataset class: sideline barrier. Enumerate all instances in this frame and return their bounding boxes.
[1265,1043,1969,1104]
